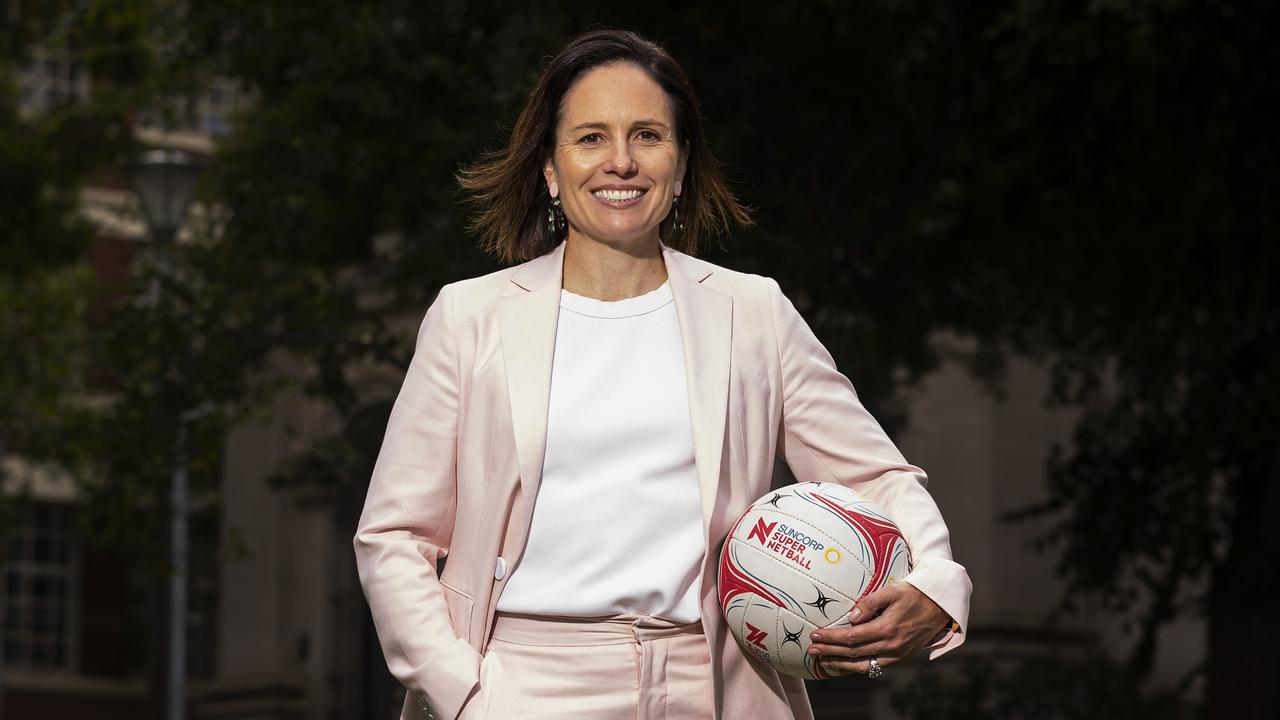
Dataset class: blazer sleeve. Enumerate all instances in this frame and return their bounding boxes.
[353,283,482,719]
[765,277,972,659]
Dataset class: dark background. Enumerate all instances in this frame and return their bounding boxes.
[2,1,1275,718]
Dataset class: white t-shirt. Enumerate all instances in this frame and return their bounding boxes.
[495,279,705,623]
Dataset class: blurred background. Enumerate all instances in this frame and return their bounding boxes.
[1,1,1275,719]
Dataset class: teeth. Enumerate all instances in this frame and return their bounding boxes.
[593,189,644,201]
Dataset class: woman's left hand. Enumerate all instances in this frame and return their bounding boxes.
[807,582,952,678]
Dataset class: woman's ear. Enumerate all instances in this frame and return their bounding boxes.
[543,159,559,199]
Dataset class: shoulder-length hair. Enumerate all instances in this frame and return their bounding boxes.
[458,29,752,265]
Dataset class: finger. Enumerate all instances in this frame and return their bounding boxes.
[820,654,900,678]
[810,615,899,653]
[819,659,855,677]
[807,638,894,661]
[849,585,899,624]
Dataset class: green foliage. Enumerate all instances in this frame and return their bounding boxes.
[0,90,92,273]
[0,265,92,455]
[1,7,100,470]
[1,0,268,568]
[939,0,1278,685]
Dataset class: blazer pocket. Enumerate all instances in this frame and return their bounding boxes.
[439,580,475,640]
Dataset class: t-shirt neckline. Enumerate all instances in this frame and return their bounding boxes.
[560,280,673,319]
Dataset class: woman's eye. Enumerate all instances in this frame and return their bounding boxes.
[636,129,660,142]
[580,133,604,145]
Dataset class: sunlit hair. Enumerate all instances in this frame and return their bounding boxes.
[457,28,753,265]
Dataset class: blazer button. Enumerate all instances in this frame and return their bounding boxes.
[494,556,507,581]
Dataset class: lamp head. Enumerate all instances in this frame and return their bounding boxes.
[128,149,202,241]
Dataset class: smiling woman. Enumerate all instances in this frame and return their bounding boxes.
[357,27,970,720]
[456,30,751,266]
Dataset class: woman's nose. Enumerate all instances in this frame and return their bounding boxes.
[605,143,638,176]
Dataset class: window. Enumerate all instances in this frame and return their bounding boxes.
[16,47,90,114]
[1,500,80,670]
[197,78,242,137]
[136,78,247,138]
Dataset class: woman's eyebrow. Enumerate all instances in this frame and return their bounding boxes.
[567,119,671,133]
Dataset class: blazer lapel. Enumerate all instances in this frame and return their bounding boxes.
[498,241,566,538]
[497,239,733,547]
[661,242,733,538]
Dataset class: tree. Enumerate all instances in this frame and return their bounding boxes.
[0,0,121,521]
[892,2,1277,715]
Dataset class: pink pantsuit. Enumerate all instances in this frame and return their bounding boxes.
[353,239,972,720]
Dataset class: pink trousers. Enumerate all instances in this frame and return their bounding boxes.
[457,612,716,720]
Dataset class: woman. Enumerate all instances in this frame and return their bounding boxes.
[354,29,971,720]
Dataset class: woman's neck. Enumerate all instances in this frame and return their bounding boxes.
[561,232,669,301]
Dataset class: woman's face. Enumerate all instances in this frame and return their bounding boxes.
[544,62,687,248]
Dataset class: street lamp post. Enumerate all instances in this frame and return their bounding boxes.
[128,148,201,720]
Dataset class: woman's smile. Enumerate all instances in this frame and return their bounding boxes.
[591,184,648,208]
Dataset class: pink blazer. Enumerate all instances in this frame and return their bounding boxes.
[354,239,972,720]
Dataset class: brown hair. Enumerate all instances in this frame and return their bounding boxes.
[458,29,753,265]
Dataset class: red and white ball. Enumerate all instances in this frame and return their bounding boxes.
[717,481,912,679]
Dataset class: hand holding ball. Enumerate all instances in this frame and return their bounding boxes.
[717,481,912,680]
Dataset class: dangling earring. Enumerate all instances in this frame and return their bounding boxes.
[671,195,685,232]
[547,197,563,234]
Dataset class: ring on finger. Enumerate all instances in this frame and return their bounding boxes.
[867,657,884,679]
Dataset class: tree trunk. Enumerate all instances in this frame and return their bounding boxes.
[1207,469,1280,718]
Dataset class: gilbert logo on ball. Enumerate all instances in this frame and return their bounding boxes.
[717,481,912,680]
